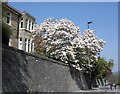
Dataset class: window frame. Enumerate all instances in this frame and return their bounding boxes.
[6,12,11,25]
[20,18,24,28]
[19,38,22,50]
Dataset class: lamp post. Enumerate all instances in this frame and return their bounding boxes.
[87,21,92,29]
[87,21,93,89]
[87,48,92,89]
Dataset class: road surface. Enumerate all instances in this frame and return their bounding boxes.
[77,85,120,93]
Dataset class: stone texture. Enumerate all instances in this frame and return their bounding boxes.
[2,3,21,48]
[18,11,35,52]
[2,45,89,92]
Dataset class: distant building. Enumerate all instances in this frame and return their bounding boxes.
[19,11,36,52]
[2,3,36,52]
[2,2,22,48]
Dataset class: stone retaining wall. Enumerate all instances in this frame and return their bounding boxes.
[2,45,89,92]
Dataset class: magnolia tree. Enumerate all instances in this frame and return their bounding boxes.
[81,30,106,71]
[34,18,106,72]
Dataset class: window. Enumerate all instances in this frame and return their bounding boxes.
[19,38,22,50]
[20,18,23,28]
[7,13,11,25]
[9,38,11,46]
[21,22,23,28]
[32,23,34,30]
[32,43,34,52]
[31,43,33,52]
[20,38,22,41]
[25,38,27,51]
[28,39,30,52]
[29,21,31,30]
[25,19,28,29]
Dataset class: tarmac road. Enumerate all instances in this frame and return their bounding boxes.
[76,85,120,93]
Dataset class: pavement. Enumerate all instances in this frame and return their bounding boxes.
[77,85,120,93]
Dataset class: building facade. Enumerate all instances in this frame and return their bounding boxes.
[18,11,36,52]
[2,3,36,52]
[2,2,22,48]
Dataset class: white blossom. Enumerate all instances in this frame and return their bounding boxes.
[34,18,106,71]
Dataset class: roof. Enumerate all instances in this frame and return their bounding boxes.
[22,11,36,20]
[3,2,22,16]
[2,2,36,21]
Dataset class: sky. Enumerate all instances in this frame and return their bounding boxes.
[8,0,120,2]
[8,2,118,72]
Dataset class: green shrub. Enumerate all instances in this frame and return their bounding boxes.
[115,80,120,85]
[39,51,45,55]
